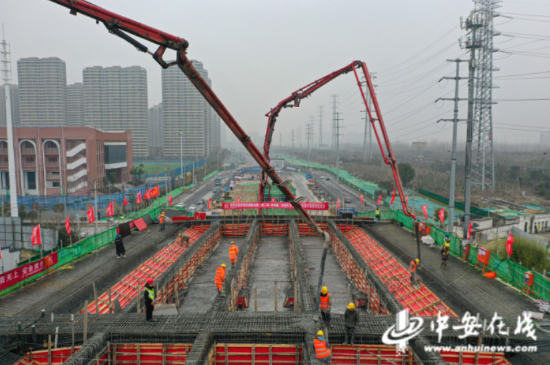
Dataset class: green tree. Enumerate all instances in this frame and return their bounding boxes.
[397,163,416,186]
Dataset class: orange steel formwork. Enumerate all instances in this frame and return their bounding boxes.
[328,226,389,314]
[297,223,327,236]
[338,225,456,317]
[83,226,209,314]
[97,344,193,365]
[330,345,420,364]
[206,344,302,365]
[440,351,512,365]
[222,224,251,237]
[259,223,288,236]
[13,347,81,365]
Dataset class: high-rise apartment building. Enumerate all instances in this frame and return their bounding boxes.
[83,66,148,158]
[148,103,163,158]
[17,57,67,126]
[0,84,19,127]
[67,82,85,127]
[161,60,220,159]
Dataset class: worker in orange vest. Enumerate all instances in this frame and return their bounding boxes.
[314,330,332,363]
[159,212,166,231]
[228,241,239,269]
[319,286,332,327]
[409,259,419,283]
[215,264,226,294]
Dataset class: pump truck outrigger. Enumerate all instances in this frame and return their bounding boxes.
[45,0,417,318]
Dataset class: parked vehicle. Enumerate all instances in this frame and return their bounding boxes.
[189,205,197,212]
[344,197,352,203]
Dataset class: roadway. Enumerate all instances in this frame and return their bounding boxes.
[309,171,376,212]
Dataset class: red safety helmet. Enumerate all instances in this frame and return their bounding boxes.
[146,278,154,285]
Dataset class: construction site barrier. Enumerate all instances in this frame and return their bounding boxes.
[339,225,455,317]
[206,344,302,365]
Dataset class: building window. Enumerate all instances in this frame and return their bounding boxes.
[104,145,127,165]
[524,222,528,232]
[53,181,60,188]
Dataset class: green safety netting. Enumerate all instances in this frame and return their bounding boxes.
[362,209,550,301]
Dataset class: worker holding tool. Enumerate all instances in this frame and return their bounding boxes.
[144,278,155,323]
[228,241,239,269]
[375,206,380,221]
[343,302,359,346]
[215,264,226,294]
[409,259,419,283]
[319,286,332,327]
[441,236,451,270]
[314,330,332,363]
[114,234,126,258]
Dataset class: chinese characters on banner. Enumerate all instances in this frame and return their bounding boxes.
[150,185,159,198]
[421,204,428,220]
[222,202,329,210]
[31,225,42,246]
[106,201,114,217]
[87,207,95,223]
[0,252,58,292]
[136,191,142,204]
[65,217,71,235]
[438,209,445,224]
[168,195,173,206]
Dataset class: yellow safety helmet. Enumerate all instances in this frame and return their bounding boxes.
[347,302,355,310]
[415,259,420,264]
[162,212,165,216]
[179,234,182,237]
[221,264,226,268]
[231,241,235,244]
[317,330,324,336]
[321,286,328,294]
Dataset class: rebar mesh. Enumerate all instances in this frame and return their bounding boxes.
[289,220,314,313]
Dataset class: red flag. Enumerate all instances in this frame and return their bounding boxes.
[306,198,310,203]
[236,197,241,203]
[438,209,445,224]
[65,216,71,236]
[405,195,409,204]
[31,225,42,246]
[208,198,212,210]
[377,195,382,206]
[336,198,340,210]
[271,198,275,202]
[106,201,114,217]
[123,196,128,206]
[87,207,95,223]
[168,195,173,206]
[360,194,364,205]
[136,191,142,204]
[144,189,151,200]
[390,188,396,205]
[506,232,514,256]
[421,204,428,220]
[467,221,472,240]
[150,185,160,198]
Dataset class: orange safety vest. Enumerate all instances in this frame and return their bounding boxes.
[409,261,417,272]
[314,338,331,359]
[228,244,239,259]
[215,267,225,284]
[319,293,331,310]
[160,216,165,224]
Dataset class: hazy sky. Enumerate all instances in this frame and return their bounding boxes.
[2,0,550,147]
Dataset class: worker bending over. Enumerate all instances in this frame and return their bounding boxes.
[441,235,451,269]
[343,302,359,346]
[144,278,155,323]
[215,264,226,294]
[314,330,332,363]
[319,286,332,327]
[228,241,239,269]
[409,259,419,283]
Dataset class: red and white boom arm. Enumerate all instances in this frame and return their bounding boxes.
[261,61,415,219]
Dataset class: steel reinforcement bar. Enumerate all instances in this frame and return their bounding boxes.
[211,220,260,312]
[326,221,402,314]
[124,222,222,313]
[289,220,315,313]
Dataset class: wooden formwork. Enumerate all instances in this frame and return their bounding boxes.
[229,227,261,311]
[259,223,288,236]
[330,345,420,364]
[222,224,250,237]
[156,226,223,304]
[328,228,389,314]
[338,225,456,317]
[205,344,302,365]
[83,227,207,314]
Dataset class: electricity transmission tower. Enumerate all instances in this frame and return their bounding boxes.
[291,130,295,157]
[469,0,500,191]
[330,95,339,151]
[334,112,344,183]
[306,117,314,166]
[318,106,324,148]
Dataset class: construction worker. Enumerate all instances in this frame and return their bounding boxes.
[441,235,451,269]
[144,278,155,323]
[215,264,226,294]
[228,241,239,269]
[343,302,359,346]
[114,234,126,258]
[319,286,332,327]
[175,234,182,245]
[314,330,332,363]
[409,259,419,283]
[375,206,381,221]
[159,212,166,231]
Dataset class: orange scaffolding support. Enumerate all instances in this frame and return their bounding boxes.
[337,225,456,317]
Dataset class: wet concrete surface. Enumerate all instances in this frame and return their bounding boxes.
[244,236,291,312]
[180,237,246,312]
[301,236,351,314]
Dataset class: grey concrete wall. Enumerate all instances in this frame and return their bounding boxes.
[0,247,21,273]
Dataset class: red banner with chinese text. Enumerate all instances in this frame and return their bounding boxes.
[222,202,329,210]
[0,252,58,292]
